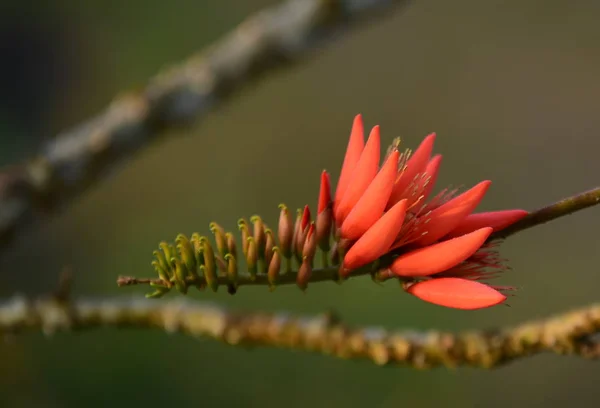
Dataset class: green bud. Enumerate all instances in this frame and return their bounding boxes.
[210,222,228,259]
[225,232,237,260]
[152,260,171,285]
[201,264,218,292]
[145,285,169,299]
[153,249,172,276]
[225,253,238,294]
[190,233,204,267]
[238,219,251,258]
[176,234,197,275]
[159,242,176,265]
[172,259,189,294]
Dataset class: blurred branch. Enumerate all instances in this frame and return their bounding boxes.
[117,186,600,291]
[2,294,600,368]
[0,0,408,251]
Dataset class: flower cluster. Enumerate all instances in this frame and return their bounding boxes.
[144,114,527,311]
[329,115,528,309]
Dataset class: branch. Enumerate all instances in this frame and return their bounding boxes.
[0,0,408,251]
[490,186,600,239]
[117,186,600,291]
[2,295,600,368]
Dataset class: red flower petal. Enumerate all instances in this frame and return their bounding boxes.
[387,133,436,208]
[335,126,381,224]
[334,114,365,209]
[390,227,493,277]
[413,180,491,246]
[318,170,331,214]
[444,209,529,239]
[343,199,408,271]
[405,277,507,310]
[340,150,400,240]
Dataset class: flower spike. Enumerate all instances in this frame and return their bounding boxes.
[134,115,529,310]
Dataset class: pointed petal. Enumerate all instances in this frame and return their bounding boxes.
[344,199,408,271]
[405,277,507,310]
[340,150,400,240]
[390,227,493,277]
[387,133,436,208]
[445,209,529,239]
[318,170,331,214]
[413,180,491,246]
[335,126,381,224]
[334,115,364,208]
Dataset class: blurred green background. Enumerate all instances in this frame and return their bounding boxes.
[1,0,600,406]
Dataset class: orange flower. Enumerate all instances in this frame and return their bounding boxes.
[332,114,528,310]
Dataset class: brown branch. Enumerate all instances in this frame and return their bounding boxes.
[490,186,600,240]
[116,186,600,291]
[2,295,600,368]
[0,0,409,251]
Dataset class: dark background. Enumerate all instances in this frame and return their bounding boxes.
[1,0,599,407]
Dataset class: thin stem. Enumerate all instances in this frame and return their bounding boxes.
[117,265,349,289]
[321,250,330,268]
[3,295,600,368]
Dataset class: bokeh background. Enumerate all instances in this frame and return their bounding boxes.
[1,0,600,407]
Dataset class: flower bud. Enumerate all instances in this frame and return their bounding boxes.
[302,223,317,261]
[246,236,258,279]
[264,228,276,266]
[277,204,294,259]
[251,215,266,259]
[176,234,197,276]
[292,208,303,261]
[296,256,312,291]
[153,249,172,278]
[151,260,171,285]
[173,259,189,294]
[158,242,175,270]
[268,247,282,290]
[200,237,218,291]
[209,222,227,258]
[190,233,204,267]
[316,208,332,252]
[238,219,251,258]
[225,253,238,294]
[225,232,237,260]
[146,284,169,299]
